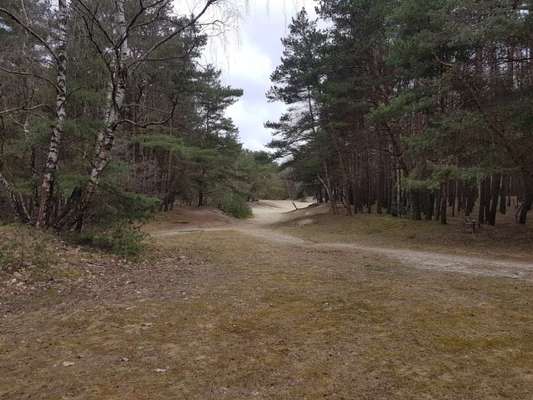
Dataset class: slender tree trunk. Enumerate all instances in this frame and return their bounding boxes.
[412,189,422,220]
[0,172,31,222]
[55,0,128,230]
[518,173,533,224]
[478,179,487,224]
[425,191,435,221]
[36,0,69,227]
[318,164,336,215]
[450,180,457,217]
[488,174,501,226]
[377,141,384,214]
[499,175,507,215]
[465,185,477,216]
[198,190,204,207]
[440,181,448,225]
[394,166,402,217]
[342,182,353,216]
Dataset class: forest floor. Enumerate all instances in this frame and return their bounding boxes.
[2,202,533,399]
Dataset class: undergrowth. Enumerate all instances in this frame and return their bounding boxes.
[218,193,252,219]
[68,223,147,258]
[0,225,57,272]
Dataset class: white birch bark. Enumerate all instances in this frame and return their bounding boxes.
[57,0,218,229]
[35,0,69,227]
[55,0,129,229]
[0,172,31,222]
[85,0,129,198]
[54,0,130,230]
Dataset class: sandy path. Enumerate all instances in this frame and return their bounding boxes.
[153,200,533,281]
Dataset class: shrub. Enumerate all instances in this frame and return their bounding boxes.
[71,223,147,258]
[219,193,253,219]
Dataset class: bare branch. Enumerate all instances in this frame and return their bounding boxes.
[119,0,170,49]
[117,99,178,129]
[0,65,60,91]
[0,171,31,223]
[72,0,115,48]
[130,0,220,69]
[0,7,59,63]
[0,104,44,115]
[79,14,114,75]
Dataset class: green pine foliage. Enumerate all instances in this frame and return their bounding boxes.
[70,223,148,258]
[267,1,533,224]
[219,193,253,219]
[0,1,288,232]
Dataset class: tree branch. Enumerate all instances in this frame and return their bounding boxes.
[0,104,44,115]
[0,7,59,63]
[117,99,178,128]
[0,65,60,91]
[120,0,170,49]
[130,0,219,69]
[72,0,115,48]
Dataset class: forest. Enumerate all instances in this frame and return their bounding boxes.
[268,0,533,226]
[0,0,286,231]
[2,0,533,231]
[3,1,533,399]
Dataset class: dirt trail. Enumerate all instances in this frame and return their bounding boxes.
[153,200,533,281]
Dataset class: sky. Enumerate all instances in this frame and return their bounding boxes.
[175,0,318,151]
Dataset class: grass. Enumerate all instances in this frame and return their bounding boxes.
[2,229,533,399]
[279,211,533,261]
[0,225,58,274]
[143,207,231,234]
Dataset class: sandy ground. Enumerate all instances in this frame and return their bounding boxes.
[153,200,533,281]
[247,200,317,225]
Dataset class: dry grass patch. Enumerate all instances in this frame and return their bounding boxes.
[280,211,533,261]
[2,230,533,399]
[143,207,233,233]
[0,225,58,273]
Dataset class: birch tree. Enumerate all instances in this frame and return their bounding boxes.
[0,1,70,225]
[35,0,69,227]
[56,0,221,230]
[0,0,285,229]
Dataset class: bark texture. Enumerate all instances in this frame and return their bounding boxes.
[36,0,69,227]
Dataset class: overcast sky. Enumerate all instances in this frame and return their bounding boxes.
[175,0,318,151]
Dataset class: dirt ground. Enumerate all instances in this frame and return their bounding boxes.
[2,202,533,399]
[153,201,533,281]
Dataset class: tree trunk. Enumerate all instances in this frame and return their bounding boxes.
[518,173,533,224]
[0,172,31,223]
[55,0,129,230]
[343,182,353,216]
[376,145,384,214]
[488,174,501,226]
[318,164,337,215]
[440,181,448,225]
[425,191,435,221]
[478,179,487,224]
[198,189,204,207]
[499,175,507,215]
[36,0,69,227]
[412,189,422,220]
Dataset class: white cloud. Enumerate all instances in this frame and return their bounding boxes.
[215,35,274,84]
[227,99,286,151]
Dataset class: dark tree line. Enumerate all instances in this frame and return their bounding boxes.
[268,1,533,225]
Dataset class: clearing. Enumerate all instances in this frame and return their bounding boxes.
[2,201,533,399]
